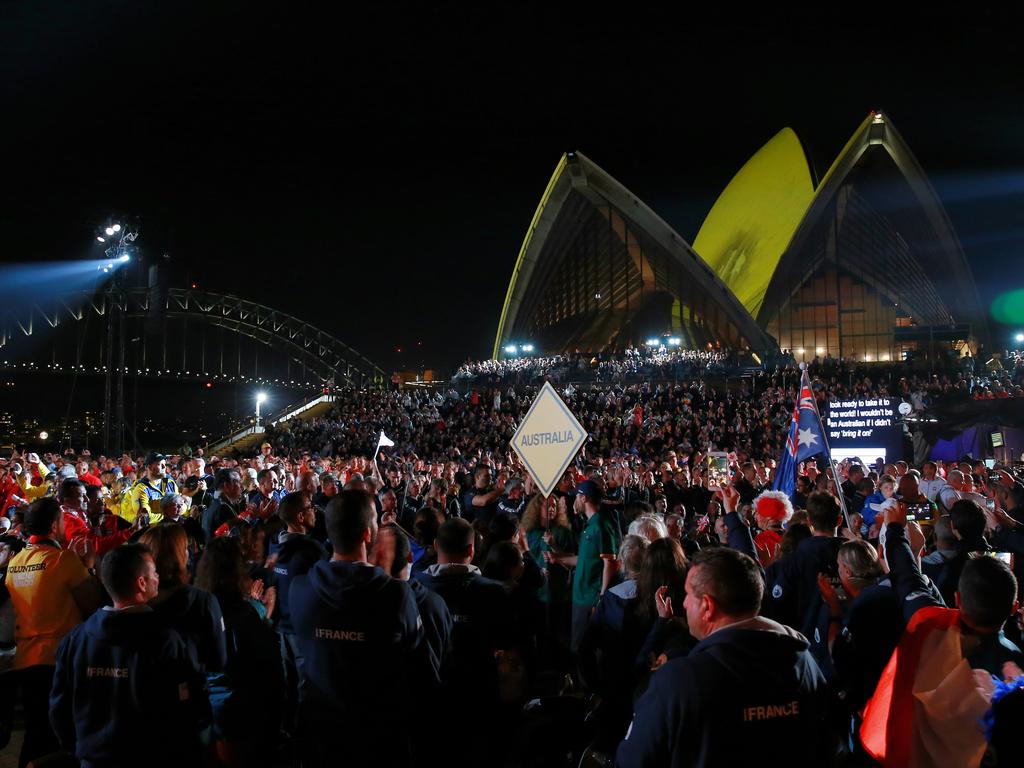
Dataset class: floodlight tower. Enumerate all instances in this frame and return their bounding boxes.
[97,219,140,456]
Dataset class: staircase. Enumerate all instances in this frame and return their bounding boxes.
[207,393,336,455]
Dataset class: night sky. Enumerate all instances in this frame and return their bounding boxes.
[3,4,1024,376]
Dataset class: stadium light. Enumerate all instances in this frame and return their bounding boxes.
[96,236,105,243]
[645,338,659,347]
[1015,332,1024,344]
[796,348,805,355]
[112,223,121,232]
[105,227,115,236]
[39,431,48,440]
[668,337,681,346]
[255,392,268,427]
[815,347,824,355]
[504,344,518,355]
[521,343,534,353]
[119,254,130,262]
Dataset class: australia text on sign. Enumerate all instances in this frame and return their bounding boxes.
[510,381,588,497]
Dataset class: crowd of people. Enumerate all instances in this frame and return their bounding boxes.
[0,356,1023,766]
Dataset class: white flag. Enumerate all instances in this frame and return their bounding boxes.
[376,431,395,453]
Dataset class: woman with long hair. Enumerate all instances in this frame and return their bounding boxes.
[139,523,227,673]
[195,537,284,767]
[521,493,575,675]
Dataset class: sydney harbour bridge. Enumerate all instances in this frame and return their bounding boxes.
[0,286,386,454]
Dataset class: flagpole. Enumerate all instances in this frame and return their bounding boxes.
[800,364,851,530]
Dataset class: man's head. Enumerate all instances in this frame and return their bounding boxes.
[848,464,865,483]
[324,489,377,557]
[59,479,87,512]
[100,543,160,606]
[505,478,524,501]
[23,497,65,541]
[947,469,965,492]
[896,473,921,501]
[956,555,1019,633]
[435,517,475,565]
[256,469,275,496]
[320,473,338,498]
[144,451,166,480]
[574,480,602,518]
[380,489,397,512]
[684,548,763,640]
[922,461,937,480]
[216,468,243,501]
[805,491,841,535]
[948,499,986,544]
[473,465,491,489]
[278,491,315,532]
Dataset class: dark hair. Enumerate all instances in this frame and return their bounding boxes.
[689,548,763,617]
[194,537,248,600]
[949,499,986,543]
[277,491,309,526]
[624,500,654,525]
[256,468,274,484]
[487,512,519,543]
[58,478,85,501]
[413,507,444,547]
[23,498,62,537]
[637,537,688,619]
[805,492,840,533]
[324,489,375,554]
[958,555,1018,630]
[436,517,474,557]
[777,522,812,559]
[100,543,153,602]
[482,541,523,582]
[215,467,241,489]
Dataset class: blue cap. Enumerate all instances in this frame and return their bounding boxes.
[575,480,602,503]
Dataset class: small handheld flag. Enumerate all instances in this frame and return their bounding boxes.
[375,431,395,458]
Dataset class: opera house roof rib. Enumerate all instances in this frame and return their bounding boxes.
[494,111,987,361]
[492,152,779,358]
[695,111,989,348]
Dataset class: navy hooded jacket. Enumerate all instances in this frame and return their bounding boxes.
[270,530,327,635]
[149,583,227,673]
[616,617,828,768]
[50,606,203,768]
[414,563,513,704]
[762,535,843,641]
[288,559,422,725]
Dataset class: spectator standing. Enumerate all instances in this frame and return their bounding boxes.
[289,489,423,767]
[49,543,204,767]
[616,548,828,767]
[5,498,101,768]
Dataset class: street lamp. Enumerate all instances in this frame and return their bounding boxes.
[255,392,267,426]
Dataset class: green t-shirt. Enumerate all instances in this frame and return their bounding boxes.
[527,525,576,604]
[572,511,619,607]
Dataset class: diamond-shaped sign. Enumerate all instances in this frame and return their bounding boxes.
[510,381,588,497]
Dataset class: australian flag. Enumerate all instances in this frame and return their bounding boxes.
[774,368,829,498]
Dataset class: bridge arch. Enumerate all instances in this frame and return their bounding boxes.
[0,287,385,387]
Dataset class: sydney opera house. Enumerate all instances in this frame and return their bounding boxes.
[493,112,988,363]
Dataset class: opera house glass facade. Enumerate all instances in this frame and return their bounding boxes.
[495,112,988,362]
